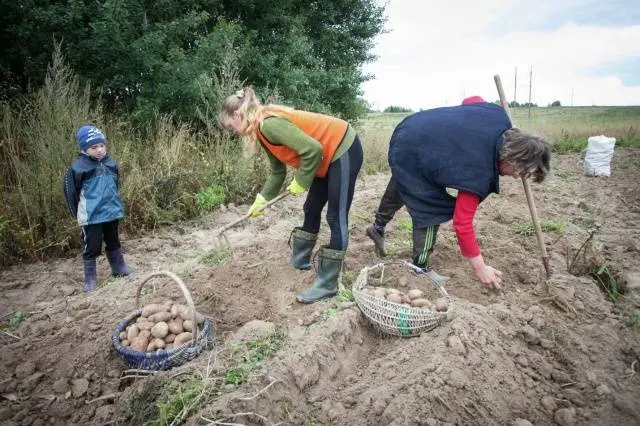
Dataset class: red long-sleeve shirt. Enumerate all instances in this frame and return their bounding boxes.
[453,191,481,258]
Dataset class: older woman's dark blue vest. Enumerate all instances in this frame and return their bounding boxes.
[389,103,511,227]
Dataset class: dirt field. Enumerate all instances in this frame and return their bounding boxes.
[1,149,639,426]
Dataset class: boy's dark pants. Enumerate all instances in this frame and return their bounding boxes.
[81,220,121,260]
[373,175,405,228]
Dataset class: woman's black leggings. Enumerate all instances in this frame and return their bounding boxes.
[302,136,363,250]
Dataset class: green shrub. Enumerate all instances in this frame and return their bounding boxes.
[195,184,226,212]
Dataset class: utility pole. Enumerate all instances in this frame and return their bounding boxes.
[528,65,533,121]
[571,88,574,107]
[514,66,518,105]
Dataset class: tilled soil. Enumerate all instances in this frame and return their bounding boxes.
[1,149,639,425]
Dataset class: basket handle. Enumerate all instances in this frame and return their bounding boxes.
[135,271,198,346]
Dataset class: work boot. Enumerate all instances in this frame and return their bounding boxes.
[296,246,345,304]
[366,224,388,257]
[83,258,98,293]
[106,248,135,277]
[289,227,318,270]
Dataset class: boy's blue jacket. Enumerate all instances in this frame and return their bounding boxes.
[389,102,512,228]
[63,153,125,226]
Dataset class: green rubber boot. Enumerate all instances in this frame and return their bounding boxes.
[289,227,318,270]
[296,246,345,304]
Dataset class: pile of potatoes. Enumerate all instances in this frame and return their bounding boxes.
[119,302,205,353]
[361,286,449,312]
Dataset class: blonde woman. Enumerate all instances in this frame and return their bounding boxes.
[219,88,363,304]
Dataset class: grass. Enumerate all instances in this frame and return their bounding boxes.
[2,48,640,267]
[357,107,640,158]
[591,264,619,304]
[199,248,230,267]
[512,220,567,236]
[124,329,287,425]
[396,218,413,232]
[320,286,356,321]
[152,378,210,426]
[626,313,640,328]
[9,311,28,326]
[224,330,286,387]
[0,310,30,331]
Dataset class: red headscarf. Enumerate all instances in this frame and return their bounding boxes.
[462,95,485,105]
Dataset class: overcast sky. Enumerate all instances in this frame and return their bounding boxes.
[361,0,640,110]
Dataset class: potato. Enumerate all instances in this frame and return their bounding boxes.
[373,289,386,299]
[130,336,149,352]
[119,331,127,340]
[386,288,401,295]
[137,321,154,331]
[151,321,169,339]
[126,324,139,341]
[142,303,170,317]
[121,339,130,347]
[410,298,431,308]
[174,304,205,324]
[147,337,166,352]
[164,333,176,343]
[407,289,424,300]
[362,287,375,296]
[386,293,402,304]
[167,319,183,335]
[170,304,180,319]
[400,293,411,304]
[148,311,172,323]
[182,319,194,332]
[165,343,174,351]
[173,332,193,347]
[399,276,409,287]
[435,298,448,312]
[139,329,151,340]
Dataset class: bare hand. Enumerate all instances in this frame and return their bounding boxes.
[474,264,502,290]
[468,255,502,291]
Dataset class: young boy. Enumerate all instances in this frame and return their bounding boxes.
[63,125,134,292]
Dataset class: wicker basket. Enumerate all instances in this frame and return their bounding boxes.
[352,261,453,337]
[112,271,214,371]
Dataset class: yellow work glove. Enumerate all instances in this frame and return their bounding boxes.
[287,178,306,196]
[247,193,267,217]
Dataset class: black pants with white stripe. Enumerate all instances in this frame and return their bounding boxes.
[412,224,439,269]
[81,220,121,260]
[302,137,363,250]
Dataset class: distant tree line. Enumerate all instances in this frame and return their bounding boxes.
[383,105,413,113]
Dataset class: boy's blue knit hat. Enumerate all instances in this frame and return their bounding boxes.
[76,125,106,151]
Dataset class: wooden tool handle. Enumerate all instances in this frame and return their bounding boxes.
[494,75,551,278]
[217,191,290,235]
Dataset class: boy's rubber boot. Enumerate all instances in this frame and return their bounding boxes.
[289,227,318,270]
[366,224,388,257]
[106,248,135,277]
[83,259,98,293]
[296,246,345,304]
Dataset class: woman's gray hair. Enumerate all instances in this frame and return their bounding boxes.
[500,128,551,183]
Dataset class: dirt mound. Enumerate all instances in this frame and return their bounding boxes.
[1,149,640,425]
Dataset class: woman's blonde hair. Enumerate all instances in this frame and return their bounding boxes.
[219,87,292,155]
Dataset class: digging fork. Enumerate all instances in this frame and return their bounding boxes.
[213,191,290,249]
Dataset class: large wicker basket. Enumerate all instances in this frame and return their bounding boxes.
[111,271,214,371]
[352,261,453,337]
